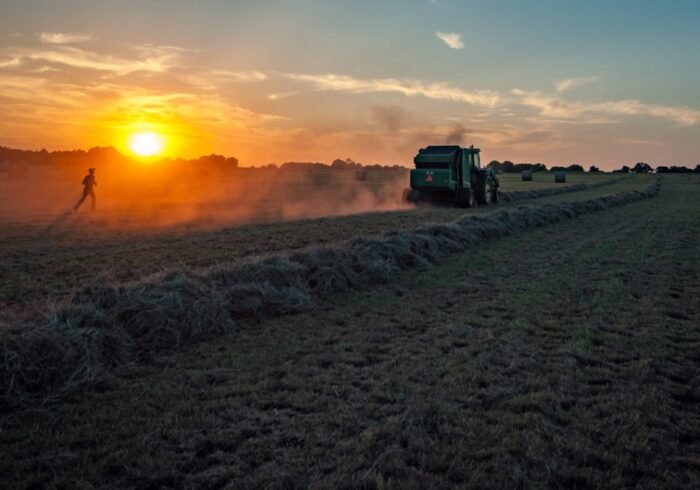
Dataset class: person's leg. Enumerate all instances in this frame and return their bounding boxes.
[74,191,87,210]
[90,190,96,211]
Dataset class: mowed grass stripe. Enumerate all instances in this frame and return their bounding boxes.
[2,176,696,488]
[0,177,659,412]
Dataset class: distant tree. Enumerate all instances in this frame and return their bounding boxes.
[658,165,693,173]
[196,154,226,168]
[330,158,361,168]
[694,164,700,173]
[501,160,515,173]
[226,157,239,168]
[487,160,502,173]
[550,165,566,172]
[588,165,600,172]
[613,165,631,173]
[509,162,548,172]
[632,162,653,173]
[655,166,669,173]
[566,164,584,172]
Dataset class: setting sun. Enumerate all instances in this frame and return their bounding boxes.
[128,132,165,157]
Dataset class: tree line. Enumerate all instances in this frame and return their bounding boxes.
[0,146,404,172]
[0,146,239,172]
[486,159,700,174]
[2,146,698,174]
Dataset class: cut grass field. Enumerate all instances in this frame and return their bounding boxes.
[0,173,634,310]
[495,170,613,191]
[2,174,698,488]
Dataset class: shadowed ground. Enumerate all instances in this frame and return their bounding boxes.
[1,176,698,488]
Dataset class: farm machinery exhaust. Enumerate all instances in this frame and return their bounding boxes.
[403,145,499,207]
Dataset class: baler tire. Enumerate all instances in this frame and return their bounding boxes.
[475,176,488,205]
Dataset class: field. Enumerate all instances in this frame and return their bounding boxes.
[1,171,699,488]
[0,170,625,311]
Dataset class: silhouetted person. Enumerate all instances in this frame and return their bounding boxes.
[74,168,97,211]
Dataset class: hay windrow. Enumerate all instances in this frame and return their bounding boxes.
[0,178,660,412]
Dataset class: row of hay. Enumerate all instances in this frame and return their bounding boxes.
[499,176,624,202]
[0,178,660,412]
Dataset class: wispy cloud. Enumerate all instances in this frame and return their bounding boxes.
[555,76,599,93]
[282,73,498,106]
[39,32,95,44]
[0,58,21,68]
[518,92,700,126]
[5,45,180,75]
[210,70,267,82]
[436,32,464,49]
[182,70,268,90]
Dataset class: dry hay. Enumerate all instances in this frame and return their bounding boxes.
[0,178,660,411]
[521,170,533,181]
[554,171,567,183]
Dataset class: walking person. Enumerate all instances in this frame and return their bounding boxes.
[74,167,97,211]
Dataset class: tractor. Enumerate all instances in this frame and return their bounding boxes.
[403,145,499,207]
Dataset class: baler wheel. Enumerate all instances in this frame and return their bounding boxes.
[475,175,488,205]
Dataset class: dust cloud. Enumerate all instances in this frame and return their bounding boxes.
[0,160,411,235]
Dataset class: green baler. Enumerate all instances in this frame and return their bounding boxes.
[403,145,499,207]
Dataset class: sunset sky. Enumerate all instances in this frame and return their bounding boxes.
[1,0,699,168]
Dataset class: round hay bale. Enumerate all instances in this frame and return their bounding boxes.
[554,171,566,183]
[521,170,533,181]
[355,169,367,181]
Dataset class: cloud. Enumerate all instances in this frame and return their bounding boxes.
[182,70,268,90]
[5,45,180,75]
[555,76,599,93]
[0,58,21,68]
[39,32,95,44]
[518,92,700,126]
[436,32,464,49]
[283,73,499,107]
[210,70,267,82]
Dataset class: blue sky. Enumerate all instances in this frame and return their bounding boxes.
[1,0,699,167]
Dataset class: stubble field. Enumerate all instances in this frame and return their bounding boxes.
[1,171,699,488]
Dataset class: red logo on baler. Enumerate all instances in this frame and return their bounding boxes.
[425,174,433,182]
